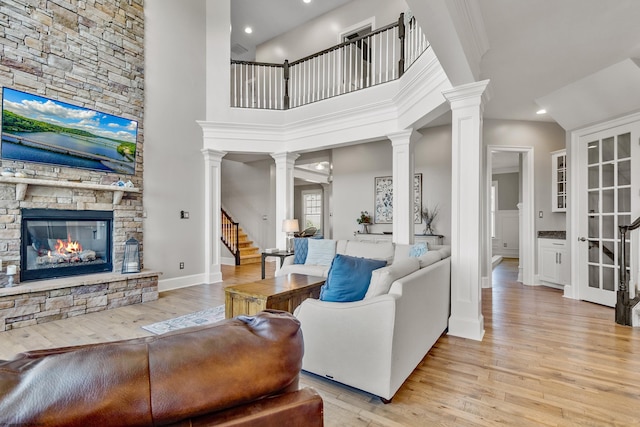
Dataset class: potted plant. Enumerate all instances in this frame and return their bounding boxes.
[357,211,372,233]
[421,204,439,235]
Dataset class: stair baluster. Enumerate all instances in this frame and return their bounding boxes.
[221,209,241,265]
[617,216,640,325]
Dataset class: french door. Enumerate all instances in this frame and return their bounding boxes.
[577,121,640,306]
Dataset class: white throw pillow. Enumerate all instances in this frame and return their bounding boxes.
[304,239,336,266]
[393,244,413,264]
[365,257,420,299]
[417,251,442,268]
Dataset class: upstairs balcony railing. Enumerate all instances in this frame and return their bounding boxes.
[230,13,428,110]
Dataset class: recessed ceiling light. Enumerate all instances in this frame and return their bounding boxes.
[536,109,547,115]
[303,0,312,3]
[244,27,253,34]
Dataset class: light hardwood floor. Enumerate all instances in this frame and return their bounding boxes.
[1,259,639,426]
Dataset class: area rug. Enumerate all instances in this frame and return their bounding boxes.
[141,304,225,335]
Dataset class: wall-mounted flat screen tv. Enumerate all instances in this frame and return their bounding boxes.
[1,87,138,174]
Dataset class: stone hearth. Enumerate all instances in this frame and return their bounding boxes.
[0,270,159,331]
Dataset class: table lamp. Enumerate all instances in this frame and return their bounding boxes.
[282,219,299,252]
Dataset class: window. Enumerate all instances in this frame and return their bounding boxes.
[301,190,322,233]
[491,181,498,239]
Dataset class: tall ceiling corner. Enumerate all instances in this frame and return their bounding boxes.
[448,0,490,79]
[406,0,488,86]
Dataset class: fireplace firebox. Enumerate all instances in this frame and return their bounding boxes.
[20,209,113,282]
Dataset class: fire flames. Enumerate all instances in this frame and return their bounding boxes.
[35,233,96,267]
[54,234,83,255]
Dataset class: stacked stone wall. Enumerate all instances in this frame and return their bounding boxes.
[0,0,145,284]
[0,271,159,331]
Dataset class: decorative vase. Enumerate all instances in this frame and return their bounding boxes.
[423,222,434,235]
[360,223,370,234]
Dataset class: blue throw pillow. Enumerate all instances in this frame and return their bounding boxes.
[320,254,387,302]
[409,242,428,257]
[293,238,308,264]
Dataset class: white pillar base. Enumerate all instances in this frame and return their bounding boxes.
[448,314,485,341]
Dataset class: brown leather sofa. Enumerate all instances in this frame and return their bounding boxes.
[0,310,323,426]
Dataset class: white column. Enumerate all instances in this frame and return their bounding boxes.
[443,80,490,341]
[388,130,418,245]
[201,148,226,284]
[517,202,524,283]
[271,152,299,250]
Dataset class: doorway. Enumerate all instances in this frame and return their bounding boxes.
[485,146,535,288]
[339,18,374,91]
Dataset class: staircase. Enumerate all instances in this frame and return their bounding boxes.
[221,209,261,265]
[237,229,261,265]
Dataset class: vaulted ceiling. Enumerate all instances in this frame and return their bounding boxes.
[231,0,640,131]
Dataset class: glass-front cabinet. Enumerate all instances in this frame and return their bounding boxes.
[552,149,567,212]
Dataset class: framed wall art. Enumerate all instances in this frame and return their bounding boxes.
[374,173,422,224]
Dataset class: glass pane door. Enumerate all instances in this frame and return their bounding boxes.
[584,132,631,305]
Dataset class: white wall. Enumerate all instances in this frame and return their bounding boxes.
[144,0,207,286]
[256,0,408,63]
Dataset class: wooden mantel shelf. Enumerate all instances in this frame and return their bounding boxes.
[0,176,140,205]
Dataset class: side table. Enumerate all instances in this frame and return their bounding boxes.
[261,250,294,279]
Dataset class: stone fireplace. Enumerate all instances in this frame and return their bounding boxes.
[0,177,159,331]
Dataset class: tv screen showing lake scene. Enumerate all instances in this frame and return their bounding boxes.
[1,88,138,174]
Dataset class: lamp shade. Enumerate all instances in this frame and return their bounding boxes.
[282,219,299,233]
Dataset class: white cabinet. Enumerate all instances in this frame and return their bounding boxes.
[538,238,569,286]
[551,149,567,212]
[354,233,444,246]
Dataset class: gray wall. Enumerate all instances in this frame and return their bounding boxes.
[484,119,567,232]
[144,0,207,282]
[331,125,453,242]
[256,0,408,63]
[493,172,520,210]
[221,158,275,253]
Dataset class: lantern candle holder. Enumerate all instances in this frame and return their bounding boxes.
[122,238,141,274]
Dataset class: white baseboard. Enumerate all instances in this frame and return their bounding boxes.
[481,276,490,289]
[533,274,564,290]
[220,257,236,266]
[159,273,207,292]
[491,255,503,269]
[491,249,519,258]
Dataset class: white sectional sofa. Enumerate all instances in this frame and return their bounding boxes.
[285,239,451,402]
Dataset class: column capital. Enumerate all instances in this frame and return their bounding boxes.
[442,79,491,107]
[270,152,300,164]
[201,148,226,163]
[387,129,420,147]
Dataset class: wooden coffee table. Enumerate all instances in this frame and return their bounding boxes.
[225,274,325,319]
